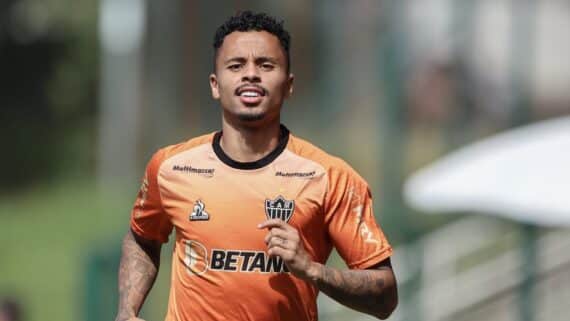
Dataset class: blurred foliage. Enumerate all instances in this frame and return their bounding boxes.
[0,0,99,191]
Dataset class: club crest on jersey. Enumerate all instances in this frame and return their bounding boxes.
[265,196,295,222]
[190,200,210,221]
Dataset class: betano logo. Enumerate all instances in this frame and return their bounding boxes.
[184,240,289,275]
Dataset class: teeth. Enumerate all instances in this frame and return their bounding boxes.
[241,91,260,97]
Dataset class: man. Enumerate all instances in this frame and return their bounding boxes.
[116,11,398,321]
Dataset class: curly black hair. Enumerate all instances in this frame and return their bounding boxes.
[213,11,291,72]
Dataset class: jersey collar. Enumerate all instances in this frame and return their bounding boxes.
[212,124,290,170]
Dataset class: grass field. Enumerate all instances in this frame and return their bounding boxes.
[0,178,137,321]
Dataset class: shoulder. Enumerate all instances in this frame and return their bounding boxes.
[146,132,216,171]
[287,133,368,186]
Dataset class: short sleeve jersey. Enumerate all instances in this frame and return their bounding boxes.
[130,126,392,321]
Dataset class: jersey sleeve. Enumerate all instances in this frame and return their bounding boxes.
[130,149,173,243]
[324,164,393,269]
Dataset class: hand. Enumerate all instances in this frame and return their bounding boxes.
[258,219,320,281]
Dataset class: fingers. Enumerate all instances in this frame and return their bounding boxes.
[263,227,290,244]
[267,236,290,251]
[264,225,300,246]
[266,232,294,253]
[257,220,314,279]
[257,218,293,230]
[267,245,294,260]
[259,219,296,247]
[259,220,301,258]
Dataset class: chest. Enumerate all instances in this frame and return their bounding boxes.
[159,170,326,249]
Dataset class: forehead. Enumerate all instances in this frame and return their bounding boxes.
[217,31,285,60]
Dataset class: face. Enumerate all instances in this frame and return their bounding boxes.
[209,31,294,127]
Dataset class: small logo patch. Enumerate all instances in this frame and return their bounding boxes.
[265,196,295,222]
[190,200,210,221]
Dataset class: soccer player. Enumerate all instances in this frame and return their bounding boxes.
[116,11,398,321]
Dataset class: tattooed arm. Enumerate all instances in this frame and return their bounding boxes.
[259,219,398,319]
[313,259,398,319]
[115,229,162,321]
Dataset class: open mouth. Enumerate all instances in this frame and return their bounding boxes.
[235,85,266,105]
[240,91,262,97]
[236,85,266,96]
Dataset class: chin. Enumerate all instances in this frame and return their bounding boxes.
[237,112,266,122]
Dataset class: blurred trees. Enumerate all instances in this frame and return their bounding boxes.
[0,0,99,191]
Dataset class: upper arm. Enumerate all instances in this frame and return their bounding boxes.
[125,228,162,267]
[130,149,173,244]
[130,229,162,252]
[324,165,393,269]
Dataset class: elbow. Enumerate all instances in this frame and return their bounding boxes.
[374,286,398,320]
[376,307,396,320]
[375,302,397,320]
[375,303,397,320]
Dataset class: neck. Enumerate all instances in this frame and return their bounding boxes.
[219,118,282,163]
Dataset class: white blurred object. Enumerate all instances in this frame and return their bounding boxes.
[405,0,570,113]
[99,0,146,55]
[404,116,570,226]
[97,0,147,185]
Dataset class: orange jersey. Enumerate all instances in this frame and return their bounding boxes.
[130,126,392,321]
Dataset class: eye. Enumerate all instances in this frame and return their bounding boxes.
[260,63,275,71]
[228,64,242,71]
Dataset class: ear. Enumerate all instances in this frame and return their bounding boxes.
[209,73,220,99]
[285,73,294,99]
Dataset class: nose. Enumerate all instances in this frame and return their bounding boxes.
[241,62,260,82]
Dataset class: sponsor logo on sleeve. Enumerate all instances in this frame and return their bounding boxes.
[348,186,380,247]
[134,175,149,219]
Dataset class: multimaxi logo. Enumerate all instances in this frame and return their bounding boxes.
[184,240,289,275]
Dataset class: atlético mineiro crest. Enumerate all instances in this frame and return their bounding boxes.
[265,196,295,223]
[190,200,210,221]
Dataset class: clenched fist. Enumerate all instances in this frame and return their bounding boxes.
[258,219,320,281]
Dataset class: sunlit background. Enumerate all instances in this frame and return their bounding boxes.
[1,1,569,321]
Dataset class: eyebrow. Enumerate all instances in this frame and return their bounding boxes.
[224,57,247,65]
[255,57,278,64]
[223,56,280,65]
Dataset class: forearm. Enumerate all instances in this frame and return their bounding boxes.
[310,262,398,319]
[116,230,161,321]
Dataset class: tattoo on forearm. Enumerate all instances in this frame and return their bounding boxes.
[316,265,396,318]
[116,231,161,321]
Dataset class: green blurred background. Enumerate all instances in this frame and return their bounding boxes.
[1,1,569,321]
